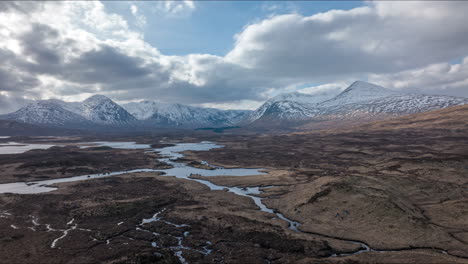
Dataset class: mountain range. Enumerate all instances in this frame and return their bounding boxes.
[246,81,468,131]
[122,101,249,127]
[1,81,467,132]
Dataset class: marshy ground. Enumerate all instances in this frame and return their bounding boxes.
[0,124,467,263]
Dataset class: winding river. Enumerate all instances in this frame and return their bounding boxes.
[0,141,454,259]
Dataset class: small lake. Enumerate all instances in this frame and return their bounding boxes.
[0,142,58,154]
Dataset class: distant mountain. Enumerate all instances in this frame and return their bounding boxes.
[315,81,468,117]
[1,81,466,133]
[79,95,136,125]
[0,95,249,130]
[247,81,468,130]
[0,100,92,128]
[0,95,136,129]
[246,90,338,122]
[321,81,398,106]
[123,101,250,128]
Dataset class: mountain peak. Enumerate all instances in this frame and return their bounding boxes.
[324,81,399,105]
[83,94,112,104]
[80,95,136,124]
[345,81,390,93]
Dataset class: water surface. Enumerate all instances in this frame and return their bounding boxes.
[0,142,58,155]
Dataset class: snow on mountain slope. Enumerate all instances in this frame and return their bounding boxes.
[0,95,136,127]
[46,99,83,115]
[248,81,468,125]
[80,95,136,125]
[319,94,468,118]
[0,100,90,127]
[255,101,317,120]
[122,101,160,120]
[314,81,468,117]
[3,81,466,131]
[246,90,339,122]
[320,81,399,107]
[123,101,250,127]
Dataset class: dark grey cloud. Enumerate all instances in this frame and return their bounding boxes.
[9,23,170,93]
[0,94,32,114]
[0,49,40,92]
[64,45,156,85]
[0,1,44,14]
[4,22,269,104]
[20,23,62,66]
[0,67,40,92]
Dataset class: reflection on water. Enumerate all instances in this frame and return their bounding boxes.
[0,142,57,154]
[80,141,152,150]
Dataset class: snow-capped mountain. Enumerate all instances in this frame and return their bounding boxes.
[0,100,92,128]
[247,81,468,128]
[255,101,315,120]
[79,95,136,125]
[1,81,467,132]
[246,90,339,122]
[0,95,249,130]
[0,95,136,128]
[319,81,399,107]
[317,94,468,118]
[123,101,250,127]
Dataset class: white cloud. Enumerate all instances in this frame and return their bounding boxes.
[0,1,467,115]
[130,5,137,15]
[199,100,264,111]
[153,0,196,16]
[130,4,146,28]
[368,57,468,97]
[299,81,350,96]
[226,1,468,82]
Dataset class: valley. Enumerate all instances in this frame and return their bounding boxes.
[0,105,467,263]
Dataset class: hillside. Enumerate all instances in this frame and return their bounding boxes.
[0,120,82,136]
[353,104,468,132]
[247,81,468,132]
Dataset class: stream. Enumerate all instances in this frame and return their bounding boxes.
[0,140,454,259]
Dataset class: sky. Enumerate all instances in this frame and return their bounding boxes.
[0,1,468,114]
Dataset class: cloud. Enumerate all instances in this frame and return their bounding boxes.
[199,100,264,111]
[130,4,146,27]
[0,93,32,114]
[0,1,46,14]
[0,1,467,115]
[130,5,137,15]
[368,57,468,97]
[299,81,350,96]
[226,1,468,82]
[153,0,196,16]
